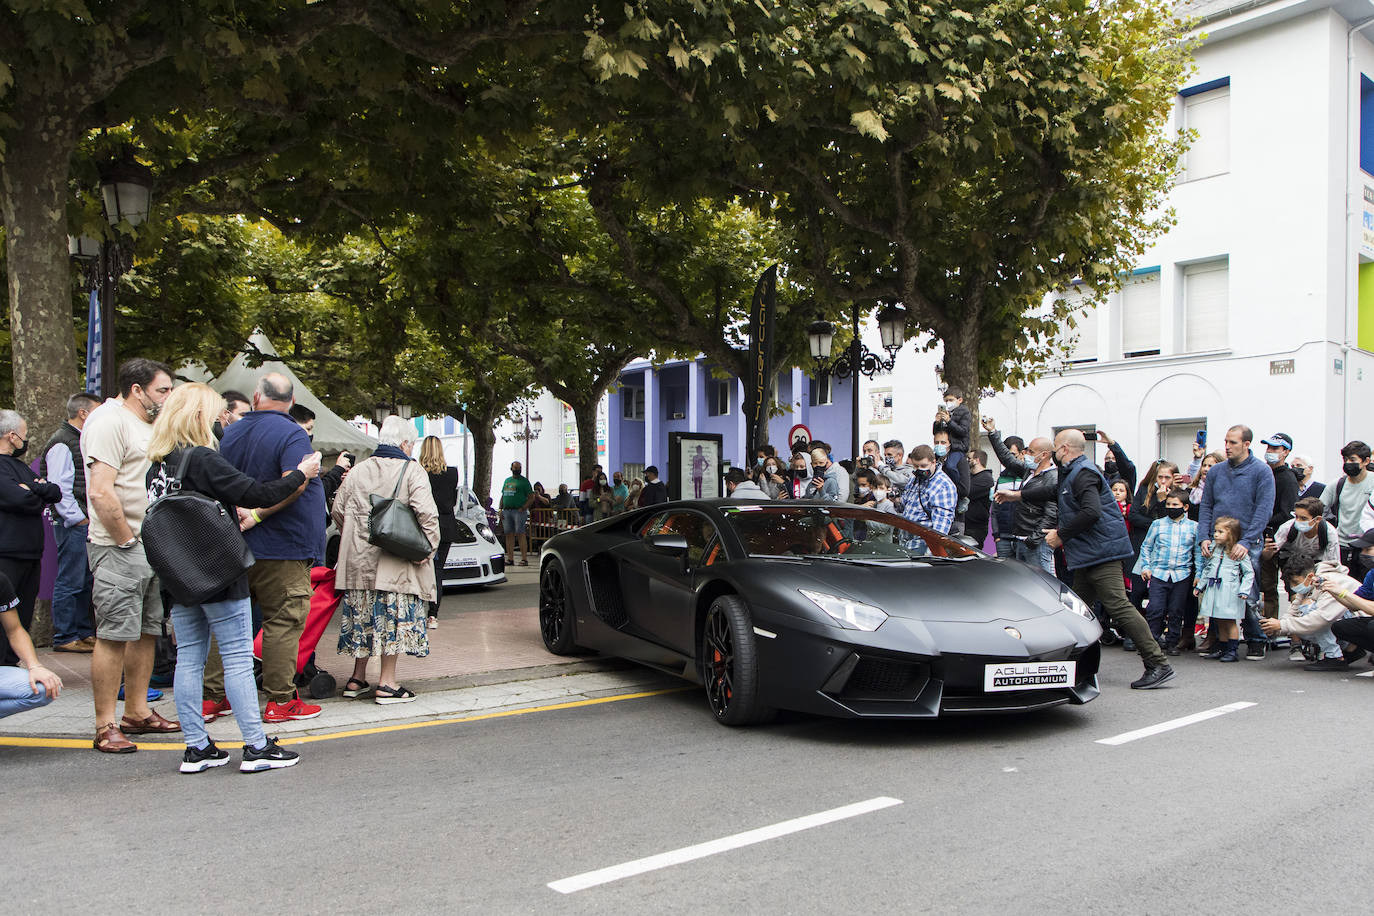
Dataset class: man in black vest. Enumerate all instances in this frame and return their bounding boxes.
[1043,429,1177,690]
[38,393,100,653]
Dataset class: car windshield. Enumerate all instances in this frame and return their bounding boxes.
[720,503,978,561]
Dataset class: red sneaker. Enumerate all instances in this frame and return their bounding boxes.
[201,698,233,723]
[262,698,322,723]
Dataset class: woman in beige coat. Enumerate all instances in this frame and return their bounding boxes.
[332,416,440,704]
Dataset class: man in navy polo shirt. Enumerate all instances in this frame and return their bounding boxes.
[202,372,325,723]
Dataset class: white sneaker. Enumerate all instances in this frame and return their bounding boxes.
[1288,647,1305,662]
[428,616,438,629]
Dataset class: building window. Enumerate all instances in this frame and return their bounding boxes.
[665,387,687,421]
[1183,258,1229,351]
[1121,270,1161,358]
[1180,82,1229,181]
[621,386,645,421]
[809,373,833,406]
[1158,420,1207,474]
[1052,424,1098,461]
[1057,285,1098,363]
[707,379,731,417]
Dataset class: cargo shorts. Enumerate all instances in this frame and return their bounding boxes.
[89,542,164,641]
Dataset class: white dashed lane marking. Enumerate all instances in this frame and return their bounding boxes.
[1096,701,1258,746]
[548,796,904,894]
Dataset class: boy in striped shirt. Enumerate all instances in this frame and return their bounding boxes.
[1134,489,1200,655]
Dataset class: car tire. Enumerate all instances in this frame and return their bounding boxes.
[701,595,774,726]
[539,561,578,655]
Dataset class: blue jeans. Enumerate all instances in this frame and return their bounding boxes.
[1014,539,1055,575]
[50,522,94,646]
[995,537,1016,560]
[171,597,264,750]
[0,666,53,720]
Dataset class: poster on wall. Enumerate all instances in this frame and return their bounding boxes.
[668,432,723,500]
[870,387,893,425]
[562,403,577,458]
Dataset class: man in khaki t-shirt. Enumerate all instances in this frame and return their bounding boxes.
[81,359,178,753]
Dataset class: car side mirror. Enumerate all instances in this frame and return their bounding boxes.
[954,535,980,549]
[645,533,690,557]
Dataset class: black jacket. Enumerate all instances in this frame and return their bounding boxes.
[639,480,668,506]
[427,466,460,540]
[965,468,994,543]
[1268,464,1298,533]
[933,405,972,453]
[1015,467,1060,543]
[1128,482,1165,553]
[0,454,61,559]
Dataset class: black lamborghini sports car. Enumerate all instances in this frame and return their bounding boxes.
[537,499,1103,725]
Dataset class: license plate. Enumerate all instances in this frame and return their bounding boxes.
[445,555,479,569]
[983,661,1076,692]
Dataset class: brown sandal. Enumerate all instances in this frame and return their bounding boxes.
[120,711,181,734]
[94,723,137,754]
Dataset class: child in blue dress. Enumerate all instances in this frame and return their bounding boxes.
[1194,516,1254,662]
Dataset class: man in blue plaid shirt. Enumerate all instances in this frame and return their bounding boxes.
[1132,488,1201,654]
[901,445,958,537]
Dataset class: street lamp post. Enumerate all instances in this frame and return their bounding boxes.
[94,150,154,396]
[807,303,907,462]
[513,407,543,471]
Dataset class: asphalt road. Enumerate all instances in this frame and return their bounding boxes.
[6,645,1373,915]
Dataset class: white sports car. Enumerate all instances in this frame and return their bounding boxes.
[441,487,506,589]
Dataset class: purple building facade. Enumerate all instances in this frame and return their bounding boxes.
[605,357,855,484]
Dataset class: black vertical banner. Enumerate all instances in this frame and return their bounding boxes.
[744,265,778,460]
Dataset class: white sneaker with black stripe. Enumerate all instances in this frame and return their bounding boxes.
[240,737,301,773]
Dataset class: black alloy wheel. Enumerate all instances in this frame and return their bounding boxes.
[701,595,773,725]
[539,562,576,654]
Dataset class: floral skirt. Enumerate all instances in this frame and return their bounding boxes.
[338,589,430,658]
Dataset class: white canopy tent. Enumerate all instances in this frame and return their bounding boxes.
[205,330,378,455]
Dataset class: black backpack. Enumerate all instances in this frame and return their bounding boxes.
[1323,477,1345,526]
[142,448,255,605]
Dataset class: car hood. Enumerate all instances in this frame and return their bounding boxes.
[776,556,1065,623]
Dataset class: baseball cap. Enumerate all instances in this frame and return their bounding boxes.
[1350,528,1374,550]
[1261,432,1293,450]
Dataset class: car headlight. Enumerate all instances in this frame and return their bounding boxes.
[475,522,498,545]
[1059,586,1095,621]
[799,588,888,632]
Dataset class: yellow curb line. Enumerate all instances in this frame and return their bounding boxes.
[0,686,693,751]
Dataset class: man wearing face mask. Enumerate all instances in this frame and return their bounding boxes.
[932,429,969,533]
[0,410,63,667]
[1290,454,1323,500]
[804,447,842,502]
[1320,441,1374,570]
[899,445,957,536]
[879,439,914,509]
[82,358,180,751]
[988,430,1059,575]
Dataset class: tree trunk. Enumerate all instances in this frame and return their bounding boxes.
[569,399,599,483]
[941,320,983,429]
[1,102,83,445]
[469,418,496,505]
